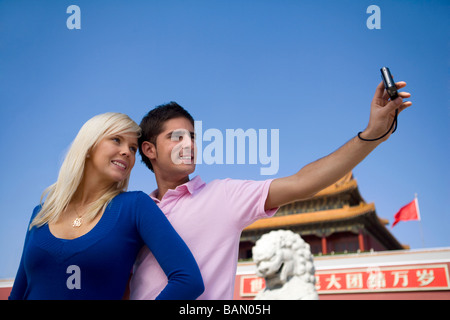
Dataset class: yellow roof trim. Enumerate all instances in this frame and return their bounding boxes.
[245,203,376,231]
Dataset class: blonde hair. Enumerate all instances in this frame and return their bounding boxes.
[30,112,141,229]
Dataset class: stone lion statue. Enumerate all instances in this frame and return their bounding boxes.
[252,230,318,300]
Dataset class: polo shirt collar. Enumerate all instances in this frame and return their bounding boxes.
[149,175,205,203]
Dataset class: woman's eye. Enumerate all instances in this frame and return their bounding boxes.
[130,146,137,153]
[112,137,120,143]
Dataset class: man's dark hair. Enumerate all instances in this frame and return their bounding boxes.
[139,101,195,172]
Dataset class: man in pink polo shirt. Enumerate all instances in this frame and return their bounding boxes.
[130,81,412,299]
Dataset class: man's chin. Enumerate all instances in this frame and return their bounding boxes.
[175,163,196,175]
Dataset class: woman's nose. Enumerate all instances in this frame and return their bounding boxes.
[120,147,130,157]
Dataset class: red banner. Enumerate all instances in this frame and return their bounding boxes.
[240,264,449,296]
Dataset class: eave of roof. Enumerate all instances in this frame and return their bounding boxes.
[245,203,376,231]
[313,172,358,198]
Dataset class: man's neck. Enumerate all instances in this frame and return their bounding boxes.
[154,174,190,201]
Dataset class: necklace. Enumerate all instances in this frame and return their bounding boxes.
[72,206,85,228]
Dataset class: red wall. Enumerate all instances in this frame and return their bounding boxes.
[0,287,12,300]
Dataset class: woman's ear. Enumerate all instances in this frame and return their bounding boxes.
[141,141,157,160]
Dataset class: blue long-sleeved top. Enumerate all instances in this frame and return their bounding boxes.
[9,191,204,300]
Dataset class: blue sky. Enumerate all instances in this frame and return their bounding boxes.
[0,0,449,278]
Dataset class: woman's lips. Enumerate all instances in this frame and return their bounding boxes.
[111,160,127,170]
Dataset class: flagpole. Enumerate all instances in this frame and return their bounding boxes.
[415,193,425,248]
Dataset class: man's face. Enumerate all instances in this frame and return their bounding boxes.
[152,117,197,179]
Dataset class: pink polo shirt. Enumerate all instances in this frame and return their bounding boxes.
[129,175,277,300]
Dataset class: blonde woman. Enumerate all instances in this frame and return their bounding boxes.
[9,112,203,300]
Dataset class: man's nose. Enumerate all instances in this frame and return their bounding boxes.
[181,133,192,149]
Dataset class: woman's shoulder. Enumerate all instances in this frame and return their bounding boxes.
[30,204,43,221]
[114,191,156,208]
[113,191,160,224]
[115,190,149,200]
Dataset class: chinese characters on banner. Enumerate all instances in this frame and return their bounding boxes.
[315,265,449,294]
[240,264,449,297]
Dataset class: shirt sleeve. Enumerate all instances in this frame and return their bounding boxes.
[133,192,204,300]
[9,205,41,300]
[223,178,279,230]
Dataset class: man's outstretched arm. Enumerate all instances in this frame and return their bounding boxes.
[265,81,412,210]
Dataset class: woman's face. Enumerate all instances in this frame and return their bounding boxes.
[85,134,138,186]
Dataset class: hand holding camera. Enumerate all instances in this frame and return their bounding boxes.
[358,67,412,142]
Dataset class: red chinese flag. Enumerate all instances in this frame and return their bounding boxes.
[392,198,420,228]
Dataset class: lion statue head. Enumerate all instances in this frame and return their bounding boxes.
[252,230,318,300]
